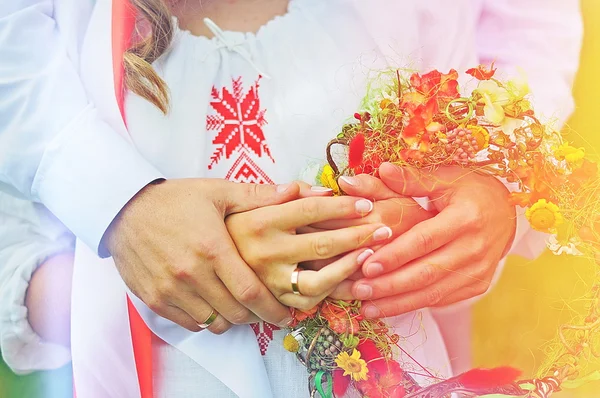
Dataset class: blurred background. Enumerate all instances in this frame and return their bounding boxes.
[1,0,599,397]
[473,0,600,397]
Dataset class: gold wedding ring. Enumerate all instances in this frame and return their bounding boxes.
[198,310,218,328]
[291,267,302,295]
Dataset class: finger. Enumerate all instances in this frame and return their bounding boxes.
[308,198,432,233]
[359,271,475,319]
[218,180,301,215]
[362,205,468,276]
[301,254,343,271]
[283,223,392,264]
[352,242,473,300]
[296,181,334,198]
[337,173,400,200]
[433,280,492,307]
[155,305,203,332]
[378,163,462,197]
[328,279,355,300]
[299,248,375,296]
[195,307,235,335]
[212,235,293,327]
[271,196,375,230]
[279,248,374,307]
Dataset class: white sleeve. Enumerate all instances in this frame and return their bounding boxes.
[0,192,74,374]
[0,1,164,255]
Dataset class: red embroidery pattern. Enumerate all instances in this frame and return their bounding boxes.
[251,322,281,356]
[206,77,274,170]
[225,152,275,184]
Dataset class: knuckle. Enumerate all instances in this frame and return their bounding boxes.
[169,263,193,280]
[193,239,219,263]
[301,199,321,219]
[208,320,231,335]
[474,281,491,295]
[312,235,335,258]
[146,294,168,314]
[418,264,438,286]
[236,283,262,304]
[414,230,435,253]
[426,288,443,306]
[464,207,484,229]
[227,307,253,325]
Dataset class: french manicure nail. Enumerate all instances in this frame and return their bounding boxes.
[355,284,373,299]
[366,262,384,277]
[279,317,294,327]
[355,199,374,215]
[340,176,358,186]
[364,306,381,318]
[373,226,393,241]
[311,186,333,193]
[277,183,293,193]
[356,249,375,265]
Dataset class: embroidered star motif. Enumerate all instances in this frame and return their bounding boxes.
[206,77,274,170]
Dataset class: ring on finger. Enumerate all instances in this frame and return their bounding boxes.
[291,267,302,295]
[198,309,218,328]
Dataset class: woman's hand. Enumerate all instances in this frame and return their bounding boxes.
[350,163,516,318]
[26,253,74,347]
[225,196,394,310]
[105,179,315,334]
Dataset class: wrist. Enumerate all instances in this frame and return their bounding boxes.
[102,179,166,257]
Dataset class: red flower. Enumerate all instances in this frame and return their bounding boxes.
[409,69,460,101]
[349,134,366,170]
[357,360,405,398]
[466,63,497,80]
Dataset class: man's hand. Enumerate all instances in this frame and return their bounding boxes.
[350,163,516,318]
[104,179,304,334]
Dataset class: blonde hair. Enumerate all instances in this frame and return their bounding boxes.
[123,0,174,114]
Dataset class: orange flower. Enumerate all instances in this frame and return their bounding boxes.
[409,69,460,101]
[402,98,443,150]
[291,305,319,325]
[466,63,497,80]
[320,302,360,334]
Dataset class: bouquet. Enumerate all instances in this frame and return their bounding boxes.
[284,65,600,397]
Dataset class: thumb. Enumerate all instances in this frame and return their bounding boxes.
[217,181,301,215]
[378,163,458,197]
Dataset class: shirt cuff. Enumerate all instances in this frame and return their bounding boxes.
[31,106,164,257]
[0,242,72,375]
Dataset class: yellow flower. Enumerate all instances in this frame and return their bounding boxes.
[553,142,585,169]
[320,164,340,195]
[283,333,300,353]
[526,199,564,233]
[335,349,369,381]
[467,125,490,150]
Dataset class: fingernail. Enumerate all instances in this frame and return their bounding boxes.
[364,305,381,318]
[277,183,293,193]
[355,199,374,215]
[311,186,333,193]
[279,317,294,327]
[356,249,375,265]
[373,226,393,241]
[355,284,373,299]
[366,262,384,277]
[340,176,358,186]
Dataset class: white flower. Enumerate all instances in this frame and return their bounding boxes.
[547,235,584,256]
